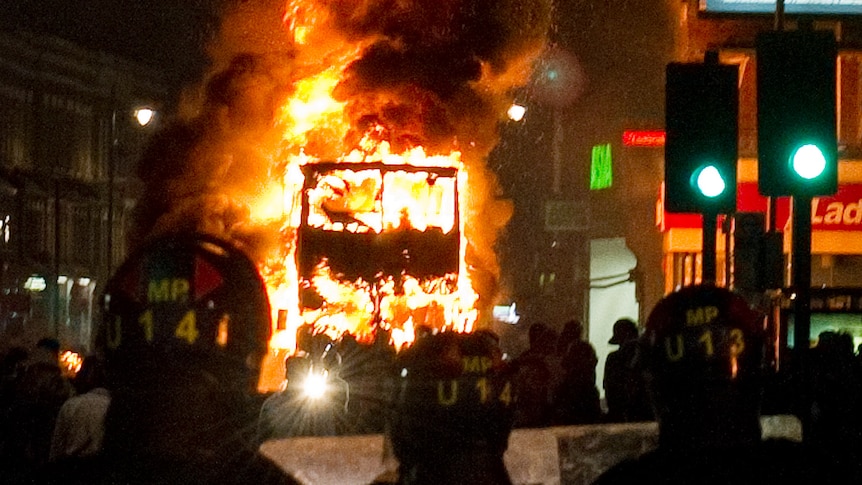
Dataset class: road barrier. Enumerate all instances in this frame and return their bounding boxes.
[260,415,801,485]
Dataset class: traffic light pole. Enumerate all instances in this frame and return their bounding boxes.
[774,0,784,31]
[702,211,717,284]
[792,194,813,441]
[792,195,812,356]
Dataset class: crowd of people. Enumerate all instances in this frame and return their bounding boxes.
[258,313,652,443]
[2,241,862,484]
[508,317,652,429]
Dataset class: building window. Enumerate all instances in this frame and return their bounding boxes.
[0,81,34,168]
[23,197,50,262]
[838,53,862,155]
[540,271,556,295]
[39,94,95,180]
[0,213,11,246]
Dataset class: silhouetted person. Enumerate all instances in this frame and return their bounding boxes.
[358,328,398,434]
[81,233,298,484]
[390,331,514,484]
[336,332,365,430]
[5,337,73,482]
[594,285,831,484]
[0,346,29,480]
[603,318,650,422]
[555,319,601,424]
[0,346,28,450]
[806,330,862,482]
[511,322,558,427]
[50,355,110,462]
[258,348,345,440]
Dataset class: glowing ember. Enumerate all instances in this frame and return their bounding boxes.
[60,350,83,377]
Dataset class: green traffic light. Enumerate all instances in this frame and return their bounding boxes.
[694,165,727,198]
[790,144,827,180]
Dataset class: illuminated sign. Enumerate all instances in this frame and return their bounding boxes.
[701,0,862,15]
[590,143,613,190]
[781,287,862,313]
[622,130,666,147]
[493,303,520,324]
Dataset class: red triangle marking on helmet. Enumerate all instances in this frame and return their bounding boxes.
[116,262,143,304]
[194,256,223,301]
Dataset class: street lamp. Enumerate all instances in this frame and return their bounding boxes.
[108,106,157,273]
[507,103,526,122]
[134,107,155,127]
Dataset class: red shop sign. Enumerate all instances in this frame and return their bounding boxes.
[659,183,862,232]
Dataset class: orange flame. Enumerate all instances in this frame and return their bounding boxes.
[242,6,491,375]
[250,145,477,348]
[161,0,552,390]
[60,350,83,378]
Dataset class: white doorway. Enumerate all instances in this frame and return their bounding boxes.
[588,237,639,399]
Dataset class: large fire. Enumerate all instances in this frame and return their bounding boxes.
[252,102,478,388]
[132,0,552,390]
[257,149,473,342]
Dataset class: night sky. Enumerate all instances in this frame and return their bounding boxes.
[1,0,221,86]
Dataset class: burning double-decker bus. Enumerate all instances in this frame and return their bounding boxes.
[130,2,553,390]
[296,161,468,334]
[257,147,479,388]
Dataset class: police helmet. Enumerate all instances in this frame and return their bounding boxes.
[98,232,271,394]
[390,331,515,484]
[641,285,764,389]
[640,285,767,449]
[392,332,513,451]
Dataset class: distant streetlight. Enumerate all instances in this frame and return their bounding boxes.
[507,103,527,122]
[134,107,155,127]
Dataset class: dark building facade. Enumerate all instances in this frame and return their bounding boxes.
[492,0,676,348]
[0,30,167,352]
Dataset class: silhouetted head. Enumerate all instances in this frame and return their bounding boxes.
[36,337,61,353]
[73,355,107,395]
[34,337,61,362]
[609,318,638,345]
[415,324,434,341]
[560,319,584,342]
[528,322,555,352]
[640,285,764,451]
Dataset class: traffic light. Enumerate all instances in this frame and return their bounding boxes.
[757,30,837,197]
[665,61,738,214]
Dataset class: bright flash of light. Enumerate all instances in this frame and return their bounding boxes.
[303,371,327,399]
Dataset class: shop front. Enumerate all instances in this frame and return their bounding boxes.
[658,159,862,293]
